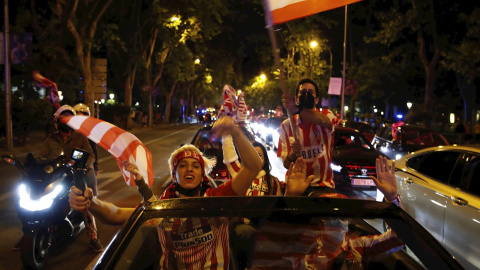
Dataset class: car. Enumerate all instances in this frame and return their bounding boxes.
[342,121,376,142]
[92,196,465,269]
[256,116,287,150]
[190,124,255,185]
[394,145,480,269]
[331,127,385,190]
[190,124,230,184]
[372,124,450,160]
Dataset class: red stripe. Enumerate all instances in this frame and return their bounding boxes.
[99,126,126,153]
[78,117,103,137]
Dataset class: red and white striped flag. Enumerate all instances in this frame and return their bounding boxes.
[33,70,61,109]
[265,0,362,25]
[62,115,154,187]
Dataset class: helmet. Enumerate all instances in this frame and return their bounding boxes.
[54,105,76,128]
[73,103,91,116]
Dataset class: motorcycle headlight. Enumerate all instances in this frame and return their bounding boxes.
[18,184,64,211]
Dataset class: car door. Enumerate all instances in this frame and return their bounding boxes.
[443,152,480,269]
[396,151,461,242]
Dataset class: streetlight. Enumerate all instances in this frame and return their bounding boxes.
[109,93,114,100]
[311,40,333,107]
[310,40,332,78]
[406,101,412,110]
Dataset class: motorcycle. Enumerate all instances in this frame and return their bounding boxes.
[3,148,90,270]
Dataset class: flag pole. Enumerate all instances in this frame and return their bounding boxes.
[263,0,298,142]
[340,5,348,120]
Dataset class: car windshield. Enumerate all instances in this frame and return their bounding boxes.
[98,197,463,270]
[401,130,446,146]
[334,131,373,150]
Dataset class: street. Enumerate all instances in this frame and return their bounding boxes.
[0,123,377,270]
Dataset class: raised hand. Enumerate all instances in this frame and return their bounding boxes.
[370,156,397,201]
[285,157,314,196]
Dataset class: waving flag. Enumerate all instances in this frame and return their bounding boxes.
[62,115,154,187]
[265,0,362,25]
[33,70,61,109]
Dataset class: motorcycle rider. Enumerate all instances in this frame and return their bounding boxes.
[13,105,104,252]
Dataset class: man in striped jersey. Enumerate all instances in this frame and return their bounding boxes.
[278,78,339,195]
[69,115,263,269]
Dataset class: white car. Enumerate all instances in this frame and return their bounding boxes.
[395,145,480,269]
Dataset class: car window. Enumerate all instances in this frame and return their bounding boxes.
[334,132,372,150]
[406,151,461,184]
[432,133,448,145]
[192,130,223,149]
[379,127,393,140]
[111,215,426,270]
[459,154,480,196]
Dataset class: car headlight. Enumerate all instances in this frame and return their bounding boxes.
[330,163,342,172]
[18,183,64,211]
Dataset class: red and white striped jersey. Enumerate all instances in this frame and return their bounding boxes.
[157,217,229,270]
[155,182,236,269]
[277,108,337,188]
[227,161,283,196]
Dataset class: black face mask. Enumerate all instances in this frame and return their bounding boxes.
[298,92,316,109]
[58,123,72,133]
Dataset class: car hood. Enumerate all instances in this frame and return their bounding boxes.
[332,147,383,164]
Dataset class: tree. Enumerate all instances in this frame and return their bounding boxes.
[365,0,454,127]
[51,0,114,116]
[442,8,480,124]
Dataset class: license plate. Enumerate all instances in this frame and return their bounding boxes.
[351,178,375,186]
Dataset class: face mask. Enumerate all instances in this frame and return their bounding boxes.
[58,123,72,133]
[299,92,316,109]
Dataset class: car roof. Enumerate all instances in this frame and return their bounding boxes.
[401,144,480,156]
[335,126,357,132]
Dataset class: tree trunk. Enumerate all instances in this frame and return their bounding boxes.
[163,80,177,124]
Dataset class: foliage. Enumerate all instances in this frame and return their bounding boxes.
[441,8,480,84]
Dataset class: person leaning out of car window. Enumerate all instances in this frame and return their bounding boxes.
[279,78,339,196]
[69,115,263,270]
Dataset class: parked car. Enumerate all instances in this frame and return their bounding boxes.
[342,121,376,142]
[372,124,449,160]
[394,145,480,269]
[332,127,385,190]
[92,196,465,269]
[190,124,255,185]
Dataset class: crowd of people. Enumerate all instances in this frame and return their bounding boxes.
[12,78,406,269]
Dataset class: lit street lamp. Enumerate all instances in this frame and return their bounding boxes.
[310,40,333,78]
[407,101,412,110]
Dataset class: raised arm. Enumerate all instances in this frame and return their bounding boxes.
[69,186,134,226]
[370,156,403,208]
[213,116,262,195]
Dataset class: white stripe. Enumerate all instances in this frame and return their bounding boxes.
[109,132,138,159]
[268,0,306,11]
[89,121,115,145]
[66,115,88,129]
[134,145,150,185]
